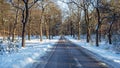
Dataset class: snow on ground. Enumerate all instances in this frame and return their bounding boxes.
[65,35,120,68]
[0,36,60,68]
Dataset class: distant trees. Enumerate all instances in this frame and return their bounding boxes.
[11,0,20,42]
[2,0,61,47]
[65,0,91,41]
[63,0,82,39]
[0,0,10,40]
[62,0,120,46]
[37,0,62,40]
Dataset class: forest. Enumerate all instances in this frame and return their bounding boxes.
[0,0,120,49]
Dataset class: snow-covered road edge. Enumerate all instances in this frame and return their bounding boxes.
[28,37,61,68]
[65,36,120,68]
[32,43,58,68]
[43,44,57,68]
[0,36,61,68]
[78,46,116,68]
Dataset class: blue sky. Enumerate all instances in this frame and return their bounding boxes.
[56,0,69,22]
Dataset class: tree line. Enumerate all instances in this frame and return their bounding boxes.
[0,0,120,47]
[61,0,120,46]
[0,0,62,47]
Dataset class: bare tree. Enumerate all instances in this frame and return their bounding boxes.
[11,0,20,42]
[66,0,91,41]
[10,0,39,47]
[90,0,102,46]
[82,0,91,42]
[37,0,45,41]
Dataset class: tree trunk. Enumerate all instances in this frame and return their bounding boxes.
[87,27,90,42]
[12,28,16,42]
[21,2,29,47]
[40,12,43,41]
[1,11,5,41]
[28,19,31,40]
[108,22,114,44]
[45,22,49,39]
[49,21,51,39]
[84,8,90,43]
[28,23,31,40]
[99,29,101,42]
[108,13,116,44]
[96,29,99,46]
[108,33,112,44]
[3,24,5,41]
[86,27,89,43]
[70,22,73,37]
[96,8,101,47]
[40,22,43,41]
[12,9,19,42]
[22,23,26,47]
[78,21,80,40]
[28,10,32,40]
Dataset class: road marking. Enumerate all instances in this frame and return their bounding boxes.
[74,58,82,67]
[99,62,108,67]
[67,44,82,67]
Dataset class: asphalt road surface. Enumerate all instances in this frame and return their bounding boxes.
[36,36,109,68]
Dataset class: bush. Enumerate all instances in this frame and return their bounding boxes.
[0,40,21,55]
[112,35,120,53]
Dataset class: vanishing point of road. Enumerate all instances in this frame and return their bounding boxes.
[35,36,109,68]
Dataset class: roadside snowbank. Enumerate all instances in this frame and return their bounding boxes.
[0,36,60,68]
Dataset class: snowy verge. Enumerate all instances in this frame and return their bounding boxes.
[65,36,120,68]
[32,42,58,68]
[0,36,60,68]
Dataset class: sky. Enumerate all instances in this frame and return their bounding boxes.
[56,0,68,10]
[56,0,69,22]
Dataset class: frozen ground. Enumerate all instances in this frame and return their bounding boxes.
[65,36,120,68]
[0,36,60,68]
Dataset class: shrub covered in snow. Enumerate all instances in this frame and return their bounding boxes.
[0,40,21,55]
[112,35,120,53]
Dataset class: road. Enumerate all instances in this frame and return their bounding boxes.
[35,36,109,68]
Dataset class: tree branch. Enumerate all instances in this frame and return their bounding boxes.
[9,0,23,10]
[10,0,39,10]
[28,0,39,9]
[61,0,82,9]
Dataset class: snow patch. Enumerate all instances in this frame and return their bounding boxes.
[0,36,60,68]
